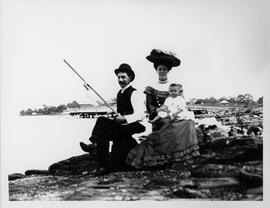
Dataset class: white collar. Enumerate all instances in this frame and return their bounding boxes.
[158,79,168,84]
[151,81,171,92]
[121,83,131,93]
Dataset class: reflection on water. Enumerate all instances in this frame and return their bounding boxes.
[3,115,96,174]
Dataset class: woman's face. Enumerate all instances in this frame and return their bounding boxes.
[156,65,169,81]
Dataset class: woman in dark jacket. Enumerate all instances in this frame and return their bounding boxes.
[125,49,199,169]
[144,49,179,131]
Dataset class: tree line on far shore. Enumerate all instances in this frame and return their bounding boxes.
[20,101,82,116]
[19,95,263,116]
[190,94,263,106]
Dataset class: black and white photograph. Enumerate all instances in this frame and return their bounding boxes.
[1,0,269,207]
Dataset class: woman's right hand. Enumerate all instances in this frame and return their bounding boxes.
[157,105,166,113]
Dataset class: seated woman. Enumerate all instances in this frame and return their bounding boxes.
[125,49,200,169]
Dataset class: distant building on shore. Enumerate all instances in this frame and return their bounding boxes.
[219,100,229,105]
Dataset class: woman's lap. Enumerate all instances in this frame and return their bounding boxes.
[125,119,200,169]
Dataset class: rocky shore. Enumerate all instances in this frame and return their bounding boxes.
[9,135,263,201]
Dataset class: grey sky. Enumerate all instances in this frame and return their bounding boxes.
[1,0,269,113]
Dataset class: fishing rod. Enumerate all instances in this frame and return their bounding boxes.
[63,59,118,114]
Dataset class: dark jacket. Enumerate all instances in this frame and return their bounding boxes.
[144,86,169,120]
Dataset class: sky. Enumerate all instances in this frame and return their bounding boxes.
[1,0,270,113]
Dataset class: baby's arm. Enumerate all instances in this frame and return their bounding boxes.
[171,108,184,119]
[157,104,170,113]
[171,98,186,119]
[158,105,170,118]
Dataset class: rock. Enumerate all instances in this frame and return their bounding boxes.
[81,171,88,176]
[172,160,197,170]
[207,127,229,140]
[8,166,261,201]
[200,137,260,151]
[143,178,179,189]
[241,160,262,166]
[193,177,239,189]
[8,132,263,201]
[239,169,263,187]
[206,187,245,200]
[48,154,99,175]
[198,137,262,163]
[191,164,240,178]
[245,195,263,201]
[172,187,207,199]
[246,186,263,194]
[196,126,207,144]
[97,177,123,185]
[25,170,49,176]
[8,173,26,181]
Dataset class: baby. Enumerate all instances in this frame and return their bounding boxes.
[149,83,193,123]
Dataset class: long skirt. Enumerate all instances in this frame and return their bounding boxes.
[125,119,200,169]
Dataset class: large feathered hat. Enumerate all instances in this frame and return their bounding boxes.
[146,49,181,70]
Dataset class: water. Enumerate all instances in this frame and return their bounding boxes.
[3,115,96,174]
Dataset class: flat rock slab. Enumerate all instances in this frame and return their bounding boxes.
[192,177,239,189]
[8,173,26,181]
[25,170,49,176]
[9,169,261,201]
[48,154,99,175]
[171,187,208,199]
[199,137,262,163]
[239,169,263,187]
[191,164,240,178]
